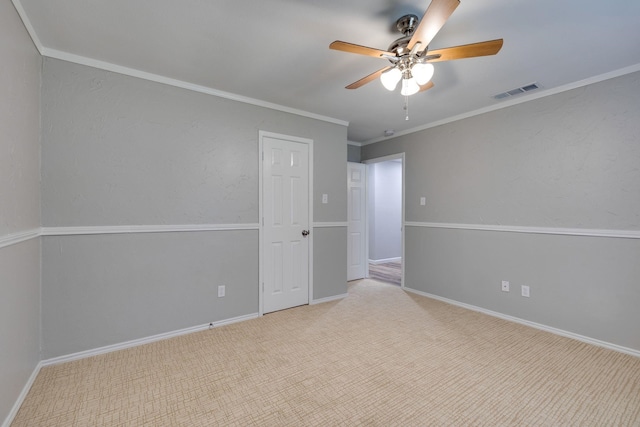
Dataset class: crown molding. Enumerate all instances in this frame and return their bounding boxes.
[11,0,349,128]
[41,47,349,127]
[11,0,44,54]
[362,63,640,146]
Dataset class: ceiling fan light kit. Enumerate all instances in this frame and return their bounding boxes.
[380,67,402,90]
[329,0,503,118]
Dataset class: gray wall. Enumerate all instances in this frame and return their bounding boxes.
[42,231,258,358]
[313,226,348,300]
[41,58,348,359]
[368,161,402,262]
[0,1,42,424]
[362,71,640,351]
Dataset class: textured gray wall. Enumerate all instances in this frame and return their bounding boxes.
[42,231,258,359]
[405,227,640,350]
[363,72,640,229]
[42,59,348,226]
[41,58,348,358]
[312,227,348,300]
[0,1,42,423]
[362,71,640,351]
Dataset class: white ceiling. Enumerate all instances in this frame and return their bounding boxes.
[14,0,640,143]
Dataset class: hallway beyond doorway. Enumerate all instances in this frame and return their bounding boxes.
[368,261,401,286]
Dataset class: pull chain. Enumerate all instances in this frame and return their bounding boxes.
[404,95,409,120]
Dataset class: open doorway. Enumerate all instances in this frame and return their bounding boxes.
[365,154,404,287]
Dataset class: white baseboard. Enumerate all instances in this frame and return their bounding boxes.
[369,257,401,265]
[311,293,348,305]
[41,312,259,367]
[2,361,42,427]
[404,287,640,358]
[5,312,259,426]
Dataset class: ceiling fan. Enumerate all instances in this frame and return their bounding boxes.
[329,0,503,98]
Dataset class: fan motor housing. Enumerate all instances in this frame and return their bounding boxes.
[388,14,421,57]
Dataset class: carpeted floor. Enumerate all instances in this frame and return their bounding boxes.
[368,261,401,286]
[12,280,640,426]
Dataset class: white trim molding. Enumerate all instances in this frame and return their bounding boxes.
[363,63,640,145]
[404,287,640,359]
[41,223,259,236]
[2,361,42,427]
[369,257,402,265]
[41,313,259,367]
[2,312,259,426]
[313,221,348,228]
[41,47,349,128]
[311,293,349,305]
[404,221,640,240]
[0,228,40,249]
[10,0,44,54]
[11,0,348,127]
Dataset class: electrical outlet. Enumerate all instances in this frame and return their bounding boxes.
[322,194,328,204]
[218,285,225,298]
[501,280,510,292]
[521,285,530,298]
[420,197,426,206]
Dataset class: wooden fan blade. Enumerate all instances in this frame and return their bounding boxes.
[346,67,392,89]
[426,39,503,62]
[419,81,435,92]
[407,0,460,51]
[330,41,394,58]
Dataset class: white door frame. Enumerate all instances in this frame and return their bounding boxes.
[362,153,405,288]
[258,130,314,316]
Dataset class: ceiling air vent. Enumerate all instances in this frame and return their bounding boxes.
[493,82,541,100]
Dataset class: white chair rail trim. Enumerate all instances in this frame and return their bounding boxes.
[404,221,640,240]
[0,229,40,249]
[41,223,260,236]
[312,222,348,228]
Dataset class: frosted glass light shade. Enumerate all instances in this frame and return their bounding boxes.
[380,67,402,91]
[411,63,435,85]
[400,77,420,96]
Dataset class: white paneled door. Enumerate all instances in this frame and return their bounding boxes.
[262,135,310,314]
[347,162,366,281]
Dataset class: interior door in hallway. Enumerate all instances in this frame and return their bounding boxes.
[347,162,366,281]
[262,135,310,314]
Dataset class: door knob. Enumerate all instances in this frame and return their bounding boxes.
[302,230,310,237]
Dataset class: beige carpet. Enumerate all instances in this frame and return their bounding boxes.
[13,280,640,426]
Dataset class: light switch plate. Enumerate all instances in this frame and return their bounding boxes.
[420,197,426,206]
[322,194,328,204]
